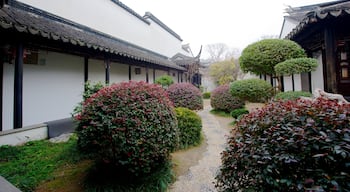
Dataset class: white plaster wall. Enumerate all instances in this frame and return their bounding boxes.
[294,74,302,91]
[22,51,84,127]
[283,76,294,91]
[130,66,147,82]
[3,63,14,131]
[279,17,299,39]
[311,51,324,91]
[88,59,105,84]
[110,62,129,84]
[17,0,187,58]
[3,51,84,130]
[0,124,47,146]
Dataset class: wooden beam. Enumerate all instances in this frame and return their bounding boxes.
[14,43,23,129]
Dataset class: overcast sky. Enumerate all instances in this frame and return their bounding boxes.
[121,0,333,58]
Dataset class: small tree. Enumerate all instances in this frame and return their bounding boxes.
[154,75,174,88]
[275,57,318,91]
[209,58,240,85]
[239,39,306,91]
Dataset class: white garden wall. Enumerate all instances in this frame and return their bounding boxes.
[311,51,324,91]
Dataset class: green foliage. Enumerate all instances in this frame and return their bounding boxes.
[174,107,202,150]
[154,75,174,88]
[84,160,174,192]
[216,98,350,191]
[83,81,105,100]
[230,78,273,102]
[209,59,239,85]
[230,108,249,119]
[0,137,82,192]
[75,81,179,176]
[202,92,211,99]
[210,109,231,117]
[275,57,319,75]
[211,85,244,112]
[73,81,105,116]
[275,91,312,100]
[239,39,306,75]
[166,83,203,110]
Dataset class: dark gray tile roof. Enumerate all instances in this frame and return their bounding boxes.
[285,0,350,39]
[0,1,186,71]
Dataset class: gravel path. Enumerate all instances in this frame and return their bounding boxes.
[169,104,229,192]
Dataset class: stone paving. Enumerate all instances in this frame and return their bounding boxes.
[169,104,229,192]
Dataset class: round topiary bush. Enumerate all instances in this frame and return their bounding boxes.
[216,97,350,191]
[211,85,244,113]
[75,81,179,175]
[275,90,312,101]
[166,83,203,110]
[203,92,211,99]
[154,75,174,88]
[175,107,202,149]
[230,78,273,102]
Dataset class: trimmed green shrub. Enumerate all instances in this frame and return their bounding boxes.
[275,91,312,100]
[73,81,105,116]
[166,83,203,110]
[230,108,249,119]
[203,92,211,99]
[230,78,273,102]
[216,98,350,191]
[154,75,174,88]
[175,107,202,149]
[275,57,318,76]
[74,81,179,176]
[211,85,244,113]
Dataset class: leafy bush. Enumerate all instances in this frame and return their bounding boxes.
[275,91,312,100]
[275,57,318,76]
[73,81,105,116]
[230,108,249,119]
[175,107,202,149]
[211,85,244,112]
[166,83,203,110]
[230,78,273,102]
[154,75,174,88]
[203,92,211,99]
[216,98,350,191]
[75,81,179,176]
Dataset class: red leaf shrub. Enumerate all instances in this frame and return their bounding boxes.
[75,81,179,175]
[210,85,244,112]
[166,83,203,110]
[216,97,350,191]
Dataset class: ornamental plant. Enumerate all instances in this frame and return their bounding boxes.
[175,107,202,149]
[211,85,244,113]
[216,97,350,191]
[75,81,179,175]
[230,78,273,102]
[230,108,249,119]
[166,83,203,110]
[154,75,174,88]
[275,57,318,76]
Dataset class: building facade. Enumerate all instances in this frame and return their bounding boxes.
[0,0,199,132]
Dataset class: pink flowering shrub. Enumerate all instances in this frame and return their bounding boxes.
[216,97,350,191]
[210,85,244,112]
[166,83,203,110]
[75,81,179,175]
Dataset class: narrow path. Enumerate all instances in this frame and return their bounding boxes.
[169,104,229,192]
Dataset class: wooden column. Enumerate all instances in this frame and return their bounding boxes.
[291,74,295,91]
[181,72,183,82]
[177,71,180,83]
[14,43,23,129]
[105,58,110,85]
[128,65,131,81]
[153,68,156,83]
[145,66,149,83]
[324,27,337,93]
[84,56,89,83]
[0,50,3,131]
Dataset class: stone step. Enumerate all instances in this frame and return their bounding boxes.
[0,176,21,192]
